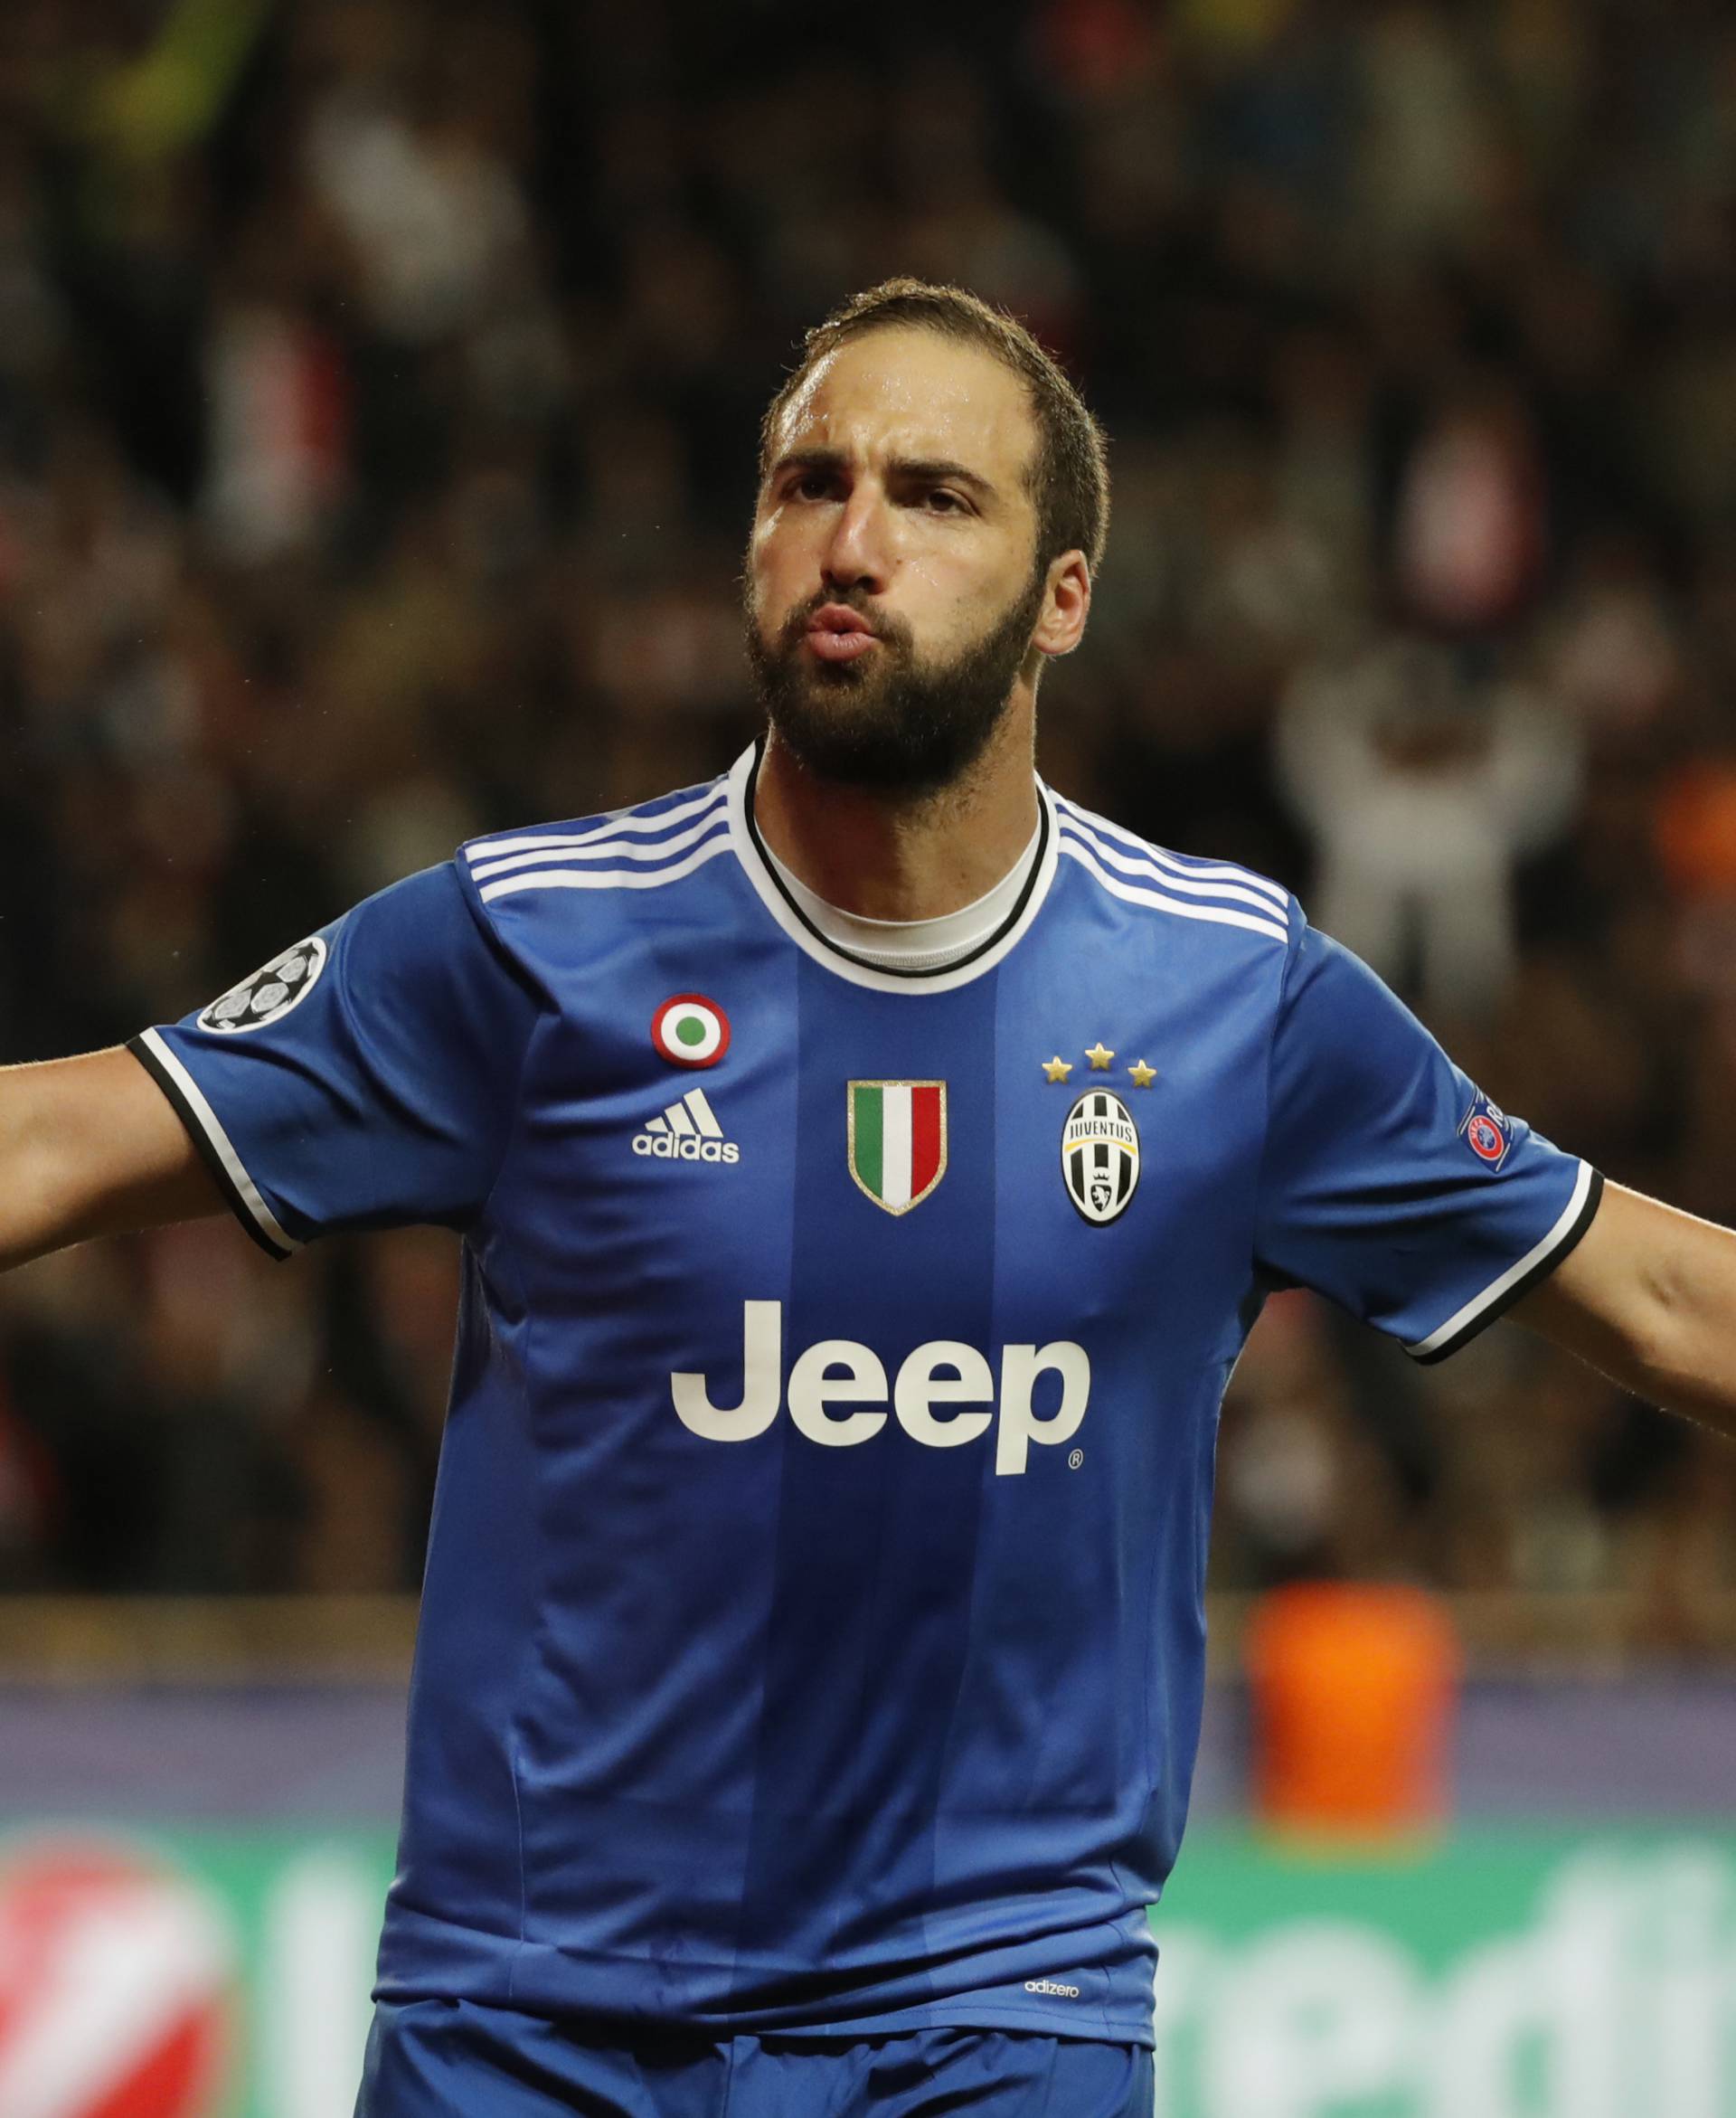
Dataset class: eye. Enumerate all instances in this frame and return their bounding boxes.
[921,488,968,515]
[790,470,835,501]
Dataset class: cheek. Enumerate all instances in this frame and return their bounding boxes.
[902,553,993,629]
[889,530,967,596]
[752,514,820,599]
[748,527,793,618]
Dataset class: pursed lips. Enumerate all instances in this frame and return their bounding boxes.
[805,603,881,664]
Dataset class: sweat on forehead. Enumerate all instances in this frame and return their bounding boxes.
[758,280,1110,572]
[763,328,1041,493]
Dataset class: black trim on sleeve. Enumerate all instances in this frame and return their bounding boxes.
[126,1033,295,1262]
[1409,1167,1605,1366]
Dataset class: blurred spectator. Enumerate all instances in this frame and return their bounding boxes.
[1275,634,1580,1018]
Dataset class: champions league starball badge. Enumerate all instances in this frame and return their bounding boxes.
[196,939,327,1035]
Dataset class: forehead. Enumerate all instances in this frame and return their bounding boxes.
[770,326,1038,489]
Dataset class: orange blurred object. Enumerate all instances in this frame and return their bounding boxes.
[1655,762,1736,900]
[1244,1582,1461,1843]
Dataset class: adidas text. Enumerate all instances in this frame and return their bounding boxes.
[634,1134,740,1164]
[635,1087,740,1164]
[1024,1980,1080,1999]
[670,1300,1090,1476]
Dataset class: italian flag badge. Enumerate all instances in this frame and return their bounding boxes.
[847,1081,948,1215]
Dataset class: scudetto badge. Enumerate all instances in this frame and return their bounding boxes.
[1061,1089,1140,1224]
[196,937,327,1035]
[848,1081,947,1215]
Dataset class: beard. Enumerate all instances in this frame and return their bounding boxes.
[744,567,1046,799]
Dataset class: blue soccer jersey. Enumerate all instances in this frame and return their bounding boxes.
[130,746,1600,2046]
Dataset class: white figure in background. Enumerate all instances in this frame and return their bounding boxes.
[1276,635,1581,1022]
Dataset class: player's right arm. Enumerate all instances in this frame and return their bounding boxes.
[0,1046,224,1272]
[103,862,538,1265]
[0,860,538,1278]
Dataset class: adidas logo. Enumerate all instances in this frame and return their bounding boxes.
[633,1088,741,1165]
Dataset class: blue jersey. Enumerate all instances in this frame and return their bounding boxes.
[131,746,1599,2047]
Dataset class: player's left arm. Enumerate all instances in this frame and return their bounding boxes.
[1510,1181,1736,1432]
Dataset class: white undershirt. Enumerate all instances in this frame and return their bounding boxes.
[763,819,1043,973]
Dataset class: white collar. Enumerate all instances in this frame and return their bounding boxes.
[726,744,1060,993]
[762,819,1043,972]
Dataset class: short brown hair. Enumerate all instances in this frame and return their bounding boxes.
[759,279,1109,577]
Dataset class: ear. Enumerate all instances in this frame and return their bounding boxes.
[1031,551,1091,658]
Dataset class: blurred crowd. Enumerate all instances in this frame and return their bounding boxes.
[1,0,1735,1634]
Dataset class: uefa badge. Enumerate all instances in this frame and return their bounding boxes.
[652,995,731,1069]
[1061,1090,1140,1224]
[1458,1089,1514,1170]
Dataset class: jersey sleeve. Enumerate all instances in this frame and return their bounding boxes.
[127,861,539,1259]
[1253,918,1603,1362]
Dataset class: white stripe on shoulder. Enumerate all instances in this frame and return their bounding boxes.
[478,827,734,903]
[1058,812,1291,919]
[1052,798,1289,911]
[137,1027,302,1254]
[469,808,730,884]
[464,782,727,866]
[1059,837,1289,943]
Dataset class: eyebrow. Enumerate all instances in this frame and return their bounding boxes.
[769,448,1000,502]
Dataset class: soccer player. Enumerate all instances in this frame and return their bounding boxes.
[5,279,1735,2117]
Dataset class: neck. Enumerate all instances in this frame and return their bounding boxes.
[753,699,1041,922]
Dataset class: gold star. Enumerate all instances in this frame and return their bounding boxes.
[1085,1042,1115,1071]
[1042,1054,1073,1083]
[1127,1059,1156,1088]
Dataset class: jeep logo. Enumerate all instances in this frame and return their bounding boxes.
[671,1301,1090,1476]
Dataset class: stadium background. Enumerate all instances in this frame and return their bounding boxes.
[1,1,1735,2112]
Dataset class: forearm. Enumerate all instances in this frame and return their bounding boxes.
[1620,1218,1736,1432]
[1513,1182,1736,1436]
[0,1047,222,1270]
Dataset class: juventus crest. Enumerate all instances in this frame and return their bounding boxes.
[1061,1090,1140,1224]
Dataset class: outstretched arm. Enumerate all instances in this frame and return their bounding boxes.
[0,1047,222,1271]
[1510,1181,1736,1432]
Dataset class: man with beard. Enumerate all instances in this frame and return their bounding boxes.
[7,280,1736,2115]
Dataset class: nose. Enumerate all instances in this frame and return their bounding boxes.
[820,482,892,598]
